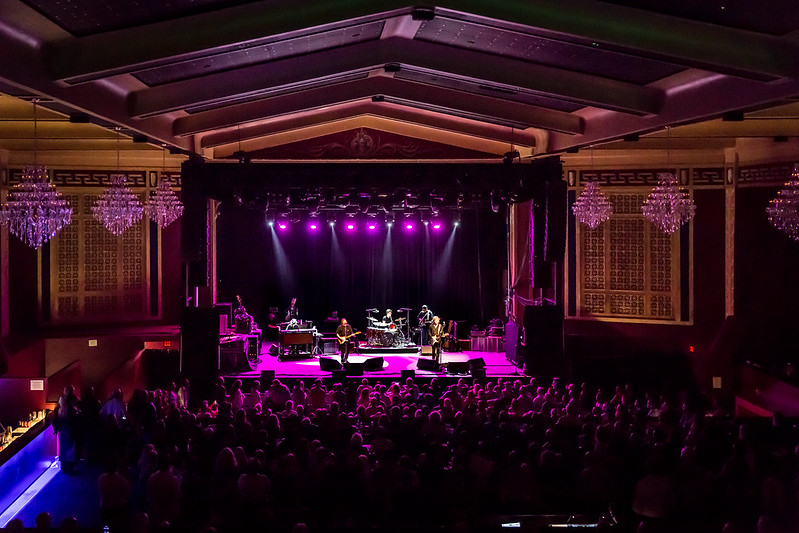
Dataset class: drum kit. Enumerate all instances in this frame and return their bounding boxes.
[365,308,411,347]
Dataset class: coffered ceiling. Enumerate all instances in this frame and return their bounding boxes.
[1,1,799,161]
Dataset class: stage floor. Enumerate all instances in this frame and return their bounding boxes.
[230,342,520,380]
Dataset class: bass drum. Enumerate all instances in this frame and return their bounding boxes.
[379,330,396,347]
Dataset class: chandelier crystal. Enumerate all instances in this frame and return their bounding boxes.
[0,166,73,248]
[144,178,184,228]
[572,181,613,228]
[92,174,143,235]
[766,164,799,241]
[642,172,696,233]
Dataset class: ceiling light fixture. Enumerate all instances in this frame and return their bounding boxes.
[766,163,799,241]
[0,99,73,248]
[144,147,183,228]
[572,146,612,229]
[92,127,143,235]
[641,127,696,233]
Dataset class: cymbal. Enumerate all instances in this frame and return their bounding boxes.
[398,307,411,311]
[374,321,388,327]
[395,317,407,323]
[367,317,377,322]
[365,308,378,312]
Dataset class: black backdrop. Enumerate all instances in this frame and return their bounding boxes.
[216,207,507,335]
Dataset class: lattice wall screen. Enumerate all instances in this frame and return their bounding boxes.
[49,191,150,323]
[577,191,680,321]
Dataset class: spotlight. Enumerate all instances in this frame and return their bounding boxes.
[432,220,442,230]
[405,222,414,230]
[329,221,335,227]
[265,211,275,227]
[276,213,289,230]
[367,221,377,230]
[453,212,461,227]
[385,212,395,227]
[346,222,355,231]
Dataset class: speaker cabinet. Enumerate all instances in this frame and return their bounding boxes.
[468,357,485,370]
[319,357,342,371]
[364,357,384,371]
[417,358,440,371]
[446,361,470,374]
[522,304,564,376]
[344,362,364,376]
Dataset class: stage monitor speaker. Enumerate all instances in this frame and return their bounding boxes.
[470,368,487,380]
[401,370,416,380]
[364,357,384,372]
[421,345,433,355]
[344,362,364,376]
[320,357,342,371]
[446,361,470,374]
[332,369,347,383]
[417,358,439,371]
[268,344,279,357]
[468,357,485,370]
[260,370,275,384]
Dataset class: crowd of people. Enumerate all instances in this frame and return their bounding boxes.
[9,375,799,533]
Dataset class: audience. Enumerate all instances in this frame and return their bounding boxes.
[8,375,799,533]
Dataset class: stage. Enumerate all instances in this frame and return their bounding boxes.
[225,341,519,380]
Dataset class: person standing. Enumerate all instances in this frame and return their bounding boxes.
[336,318,355,363]
[428,316,446,363]
[55,385,80,474]
[417,305,433,345]
[285,297,299,322]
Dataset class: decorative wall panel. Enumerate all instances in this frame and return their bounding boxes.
[578,191,681,321]
[48,179,150,323]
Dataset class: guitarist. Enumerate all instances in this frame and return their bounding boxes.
[336,318,356,363]
[428,315,447,363]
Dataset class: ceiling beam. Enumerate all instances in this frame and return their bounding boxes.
[130,37,661,118]
[173,75,584,136]
[43,0,799,84]
[199,101,540,148]
[211,115,523,158]
[547,74,799,152]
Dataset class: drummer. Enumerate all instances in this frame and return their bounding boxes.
[382,308,395,327]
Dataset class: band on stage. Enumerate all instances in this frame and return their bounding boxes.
[257,298,457,361]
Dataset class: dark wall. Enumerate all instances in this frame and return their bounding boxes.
[216,207,507,334]
[161,220,183,324]
[564,188,728,393]
[8,237,39,335]
[735,186,799,370]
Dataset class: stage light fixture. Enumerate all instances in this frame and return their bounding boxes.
[346,222,355,231]
[432,220,442,230]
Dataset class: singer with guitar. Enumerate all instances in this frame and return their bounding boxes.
[428,316,448,363]
[336,318,360,363]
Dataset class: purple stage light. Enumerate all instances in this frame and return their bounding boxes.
[309,223,318,230]
[346,223,355,230]
[405,223,414,230]
[432,222,442,230]
[278,223,287,230]
[367,223,377,230]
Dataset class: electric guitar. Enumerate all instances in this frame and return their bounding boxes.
[429,326,449,344]
[337,330,361,344]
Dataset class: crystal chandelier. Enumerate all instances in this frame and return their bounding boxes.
[0,166,73,248]
[0,99,73,248]
[766,164,799,241]
[92,173,143,235]
[572,180,613,228]
[144,178,184,228]
[92,128,143,235]
[642,172,696,233]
